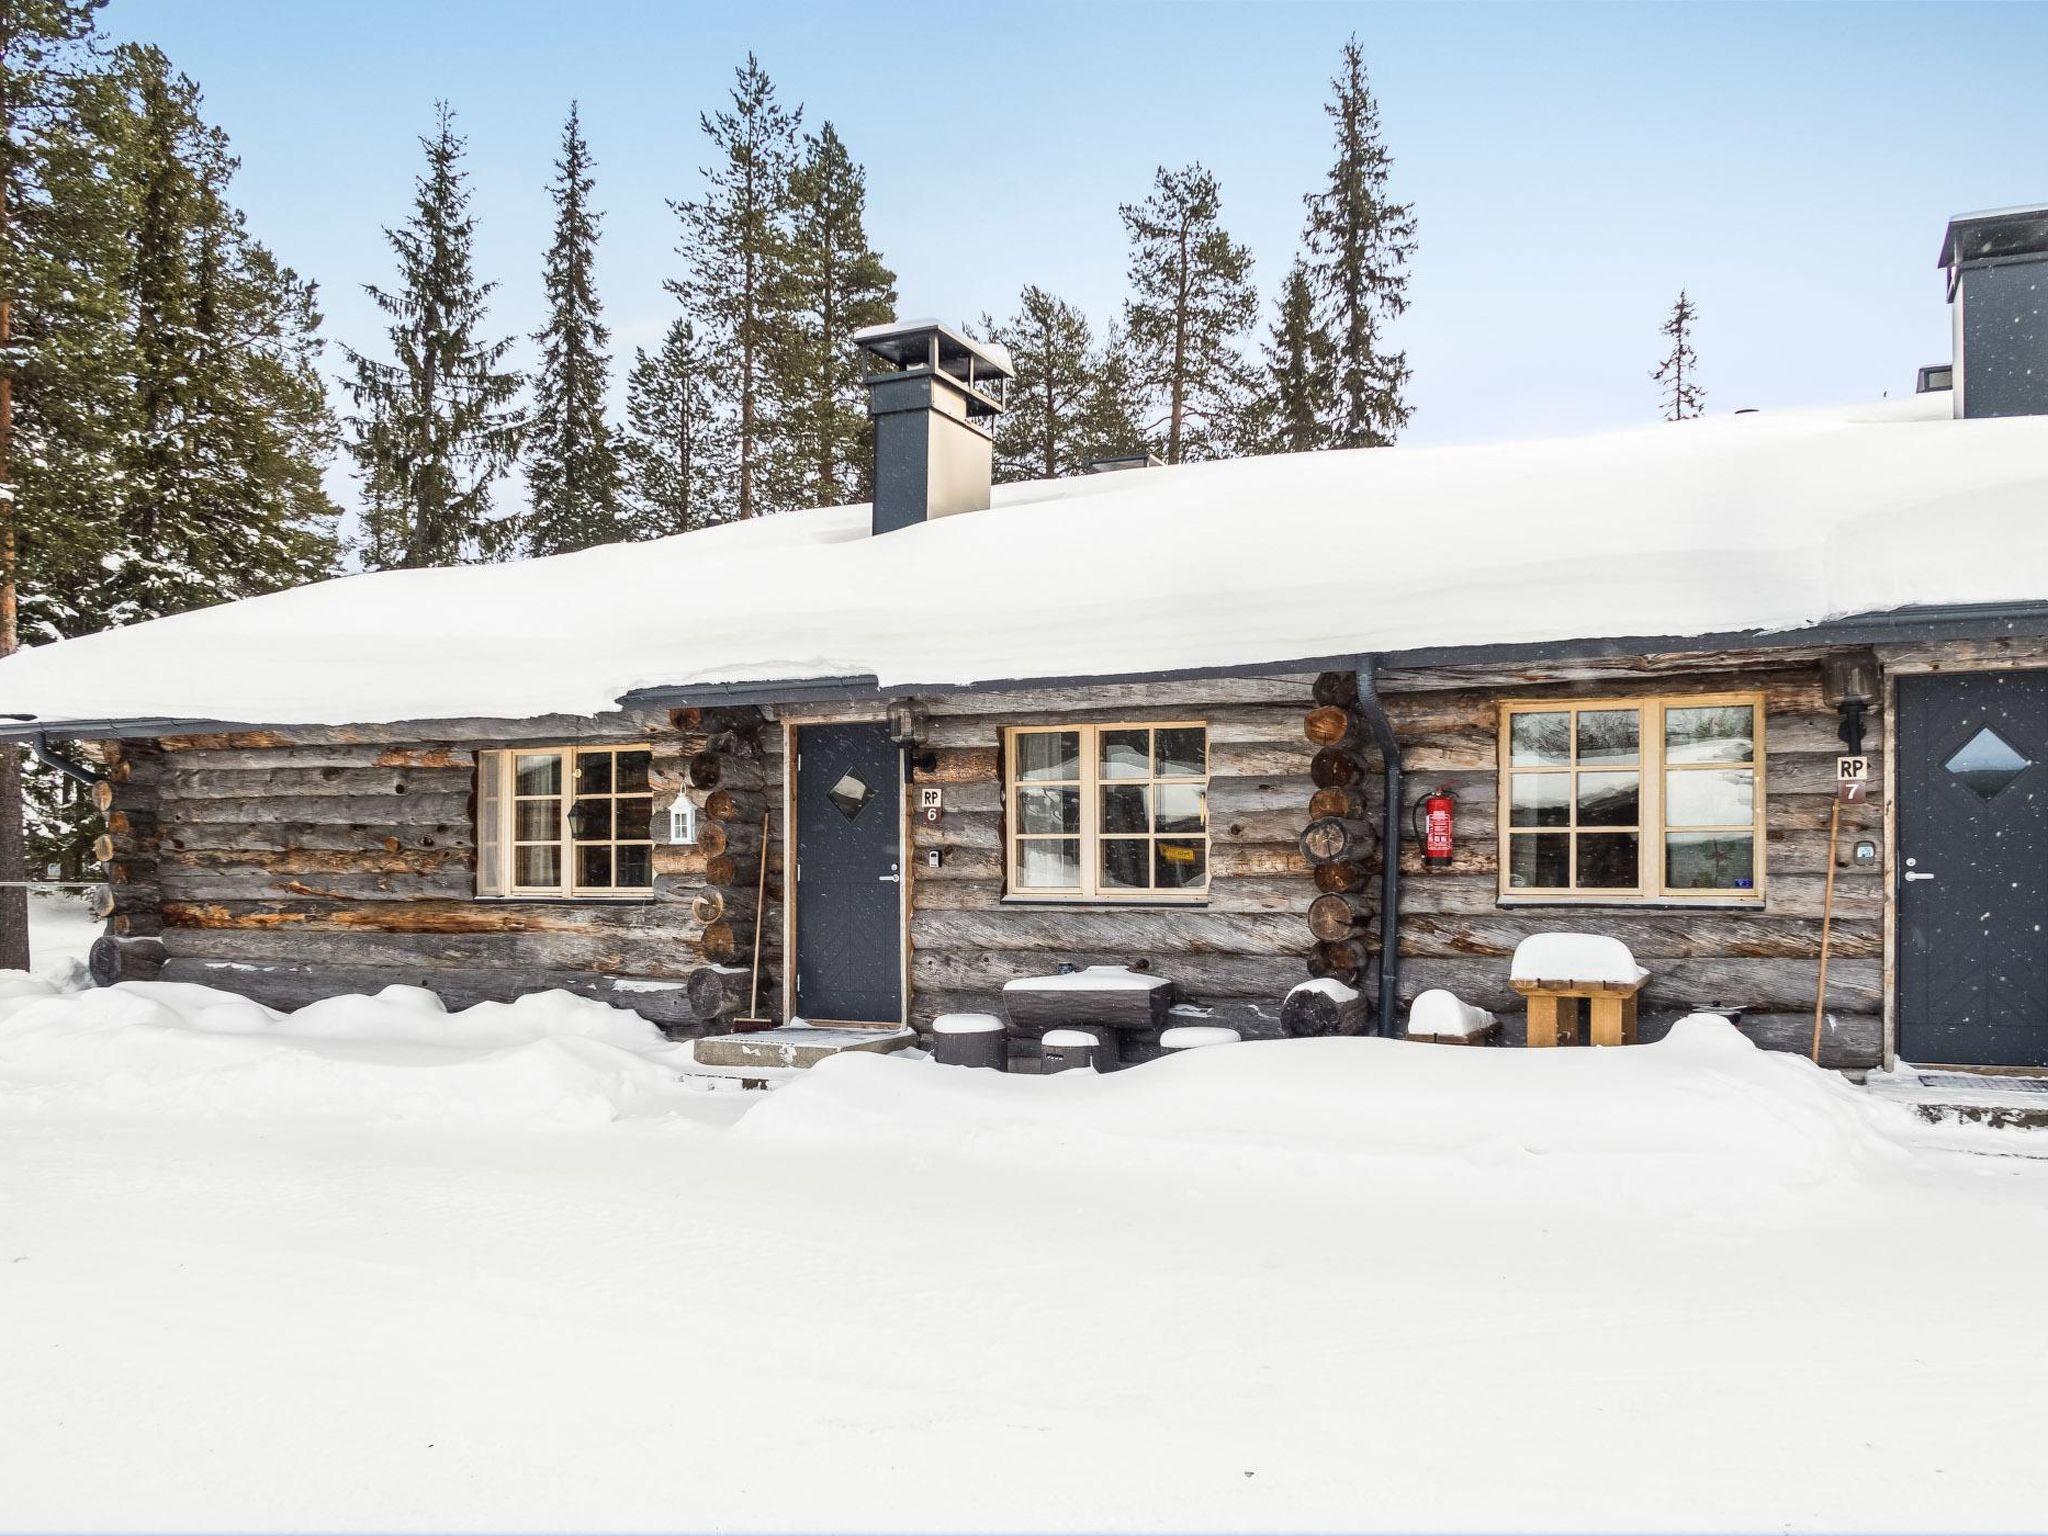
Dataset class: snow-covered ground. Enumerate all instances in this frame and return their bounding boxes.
[26,889,96,987]
[3,980,2046,1532]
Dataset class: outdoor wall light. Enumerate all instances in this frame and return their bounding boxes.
[1822,651,1881,755]
[886,698,931,749]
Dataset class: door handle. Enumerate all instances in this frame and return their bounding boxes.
[1902,870,1935,882]
[878,873,901,883]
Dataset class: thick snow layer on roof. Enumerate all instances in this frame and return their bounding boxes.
[5,392,2047,728]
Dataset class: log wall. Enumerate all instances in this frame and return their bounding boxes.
[903,675,1324,1044]
[1378,655,1886,1068]
[92,709,784,1035]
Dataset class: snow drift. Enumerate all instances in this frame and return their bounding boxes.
[0,979,701,1124]
[3,393,2046,727]
[740,1018,1911,1197]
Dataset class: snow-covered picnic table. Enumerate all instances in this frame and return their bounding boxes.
[1510,934,1650,1048]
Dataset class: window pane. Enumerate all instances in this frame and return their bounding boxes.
[1577,771,1639,827]
[615,798,652,841]
[576,751,614,794]
[515,753,562,795]
[515,798,560,841]
[1577,832,1640,889]
[477,752,504,892]
[1018,838,1081,889]
[1576,709,1640,766]
[615,844,652,889]
[1510,772,1570,827]
[1666,832,1757,891]
[1016,731,1079,782]
[615,751,651,793]
[1666,705,1755,764]
[578,844,613,889]
[1155,728,1206,779]
[1155,839,1206,890]
[515,844,560,888]
[570,797,612,840]
[1510,712,1570,766]
[1156,783,1206,834]
[1101,838,1148,889]
[1101,784,1150,833]
[1666,768,1754,826]
[1507,833,1570,889]
[1018,786,1079,835]
[1099,728,1151,780]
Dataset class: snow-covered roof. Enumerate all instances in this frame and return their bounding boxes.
[5,391,2048,731]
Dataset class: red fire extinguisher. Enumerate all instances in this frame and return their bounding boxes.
[1414,787,1457,869]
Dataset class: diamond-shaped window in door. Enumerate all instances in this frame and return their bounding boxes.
[1945,726,2032,800]
[826,771,873,822]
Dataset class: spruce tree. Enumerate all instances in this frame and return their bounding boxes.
[1119,163,1259,464]
[777,121,894,506]
[524,103,623,555]
[983,286,1095,482]
[669,55,797,519]
[104,45,338,623]
[623,313,730,536]
[1076,321,1150,467]
[1302,35,1415,448]
[1260,258,1334,454]
[345,103,522,568]
[1653,290,1705,421]
[0,0,119,966]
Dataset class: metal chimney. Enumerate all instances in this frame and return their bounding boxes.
[1939,204,2048,419]
[853,319,1012,535]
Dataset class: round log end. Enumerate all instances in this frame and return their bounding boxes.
[690,891,726,925]
[1303,706,1356,747]
[686,751,724,790]
[1309,747,1364,791]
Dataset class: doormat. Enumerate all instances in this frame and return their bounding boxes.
[1916,1071,2048,1095]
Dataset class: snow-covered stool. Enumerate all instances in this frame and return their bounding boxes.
[1405,988,1500,1046]
[1041,1028,1108,1074]
[1158,1025,1241,1052]
[930,1013,1006,1071]
[1509,934,1650,1048]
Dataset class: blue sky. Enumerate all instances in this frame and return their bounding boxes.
[110,0,2048,470]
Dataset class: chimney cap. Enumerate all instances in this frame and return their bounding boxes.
[1938,203,2048,269]
[853,317,1014,383]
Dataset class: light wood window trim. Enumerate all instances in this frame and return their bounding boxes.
[1496,693,1767,905]
[477,744,656,899]
[1003,721,1210,904]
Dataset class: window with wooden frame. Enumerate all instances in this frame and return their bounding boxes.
[476,745,655,897]
[1498,694,1766,903]
[1005,723,1209,901]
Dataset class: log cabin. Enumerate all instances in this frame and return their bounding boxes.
[7,205,2048,1077]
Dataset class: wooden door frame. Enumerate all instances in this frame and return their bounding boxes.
[1881,656,2048,1071]
[781,712,911,1029]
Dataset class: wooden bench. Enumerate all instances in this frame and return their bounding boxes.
[1510,974,1645,1048]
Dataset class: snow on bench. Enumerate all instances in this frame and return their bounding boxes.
[1407,988,1498,1043]
[1002,965,1176,1034]
[1509,933,1650,989]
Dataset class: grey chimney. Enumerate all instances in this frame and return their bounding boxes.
[1939,204,2048,419]
[854,319,1013,535]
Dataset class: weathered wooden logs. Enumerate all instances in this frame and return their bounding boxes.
[1307,939,1368,984]
[1000,971,1175,1034]
[1309,747,1364,790]
[1299,816,1376,864]
[1313,859,1369,895]
[1312,670,1360,709]
[687,752,768,792]
[694,818,762,861]
[686,964,752,1020]
[89,935,167,986]
[1307,891,1374,943]
[1281,980,1372,1037]
[1308,786,1367,821]
[1303,706,1364,751]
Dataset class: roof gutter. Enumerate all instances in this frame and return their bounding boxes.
[25,731,103,788]
[1353,656,1403,1040]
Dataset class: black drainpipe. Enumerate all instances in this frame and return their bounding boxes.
[28,732,104,789]
[1353,657,1402,1038]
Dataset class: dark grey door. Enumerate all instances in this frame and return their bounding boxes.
[794,723,903,1023]
[1896,671,2048,1066]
